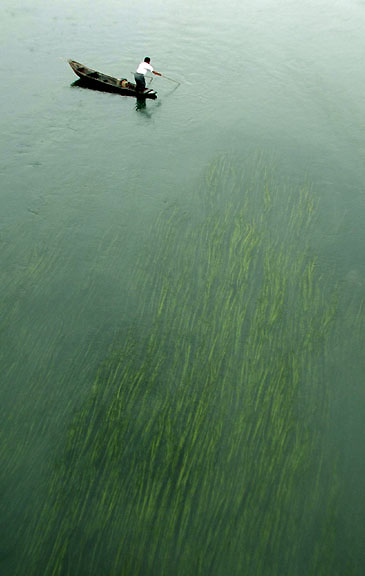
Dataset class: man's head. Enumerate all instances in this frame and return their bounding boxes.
[144,57,151,63]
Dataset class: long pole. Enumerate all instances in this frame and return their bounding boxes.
[160,74,180,85]
[131,72,181,86]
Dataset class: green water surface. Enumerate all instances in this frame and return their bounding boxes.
[1,1,364,574]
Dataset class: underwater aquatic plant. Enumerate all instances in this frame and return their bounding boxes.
[11,154,349,575]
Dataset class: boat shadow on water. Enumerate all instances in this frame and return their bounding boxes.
[71,79,159,115]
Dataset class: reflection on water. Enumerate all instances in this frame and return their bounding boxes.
[135,97,148,113]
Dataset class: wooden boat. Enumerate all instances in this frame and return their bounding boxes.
[68,59,157,99]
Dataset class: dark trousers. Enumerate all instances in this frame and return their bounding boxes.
[134,73,146,92]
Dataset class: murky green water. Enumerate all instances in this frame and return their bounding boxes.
[1,1,364,574]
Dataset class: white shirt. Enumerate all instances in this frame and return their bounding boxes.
[136,61,154,75]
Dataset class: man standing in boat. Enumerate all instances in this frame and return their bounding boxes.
[134,57,161,92]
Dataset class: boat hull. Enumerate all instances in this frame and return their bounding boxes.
[68,60,157,99]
